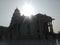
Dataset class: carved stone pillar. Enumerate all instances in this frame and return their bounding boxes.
[43,22,49,39]
[27,22,30,35]
[39,20,44,39]
[49,21,53,33]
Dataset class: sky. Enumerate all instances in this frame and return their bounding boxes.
[0,0,60,33]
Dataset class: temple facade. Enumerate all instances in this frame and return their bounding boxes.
[0,8,54,40]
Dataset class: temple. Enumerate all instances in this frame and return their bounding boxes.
[0,8,55,40]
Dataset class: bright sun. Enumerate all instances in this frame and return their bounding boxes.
[21,4,35,17]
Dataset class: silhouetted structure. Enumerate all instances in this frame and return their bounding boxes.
[0,8,55,40]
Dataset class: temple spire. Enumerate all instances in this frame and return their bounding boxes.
[13,8,21,16]
[10,8,21,26]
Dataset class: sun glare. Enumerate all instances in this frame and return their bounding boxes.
[21,4,35,17]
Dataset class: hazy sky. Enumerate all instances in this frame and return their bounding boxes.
[0,0,60,33]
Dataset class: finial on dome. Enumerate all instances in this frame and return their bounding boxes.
[13,7,21,17]
[14,6,20,13]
